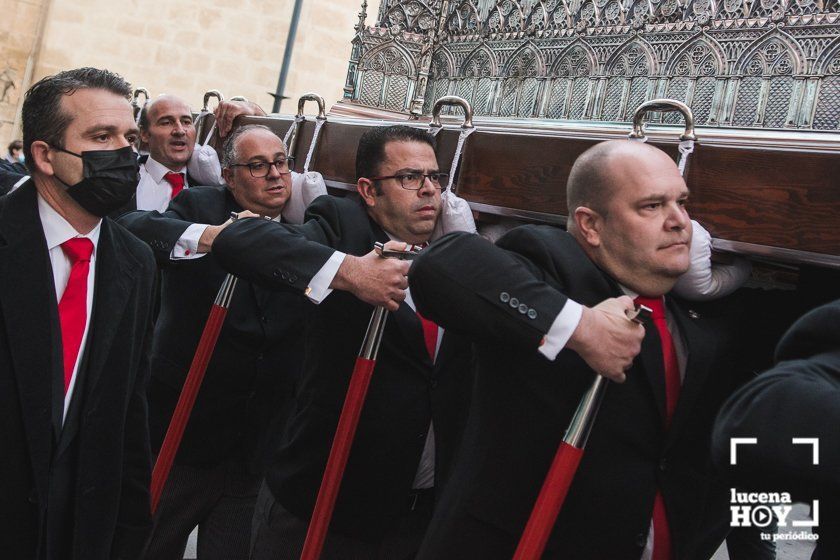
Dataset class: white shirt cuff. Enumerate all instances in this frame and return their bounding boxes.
[538,299,583,361]
[306,251,346,303]
[171,223,210,260]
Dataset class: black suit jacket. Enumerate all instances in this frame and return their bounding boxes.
[713,299,840,560]
[118,186,309,469]
[0,166,26,196]
[213,195,474,539]
[0,181,155,559]
[409,227,767,560]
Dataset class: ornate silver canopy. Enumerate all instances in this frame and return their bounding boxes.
[343,0,840,130]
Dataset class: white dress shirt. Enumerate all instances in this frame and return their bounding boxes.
[137,156,190,212]
[38,194,101,422]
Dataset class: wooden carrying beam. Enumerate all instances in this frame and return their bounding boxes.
[230,109,840,269]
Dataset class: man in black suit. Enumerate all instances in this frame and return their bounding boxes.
[713,299,840,560]
[408,140,768,560]
[211,125,641,558]
[0,68,155,559]
[119,124,311,559]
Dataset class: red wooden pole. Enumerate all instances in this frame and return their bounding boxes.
[512,442,584,559]
[150,274,238,514]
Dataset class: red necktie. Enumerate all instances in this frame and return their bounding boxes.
[634,296,681,560]
[417,312,438,362]
[164,172,185,199]
[58,238,94,394]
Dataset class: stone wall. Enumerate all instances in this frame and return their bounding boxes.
[0,0,49,152]
[1,0,380,149]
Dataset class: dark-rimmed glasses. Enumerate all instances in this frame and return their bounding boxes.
[369,171,449,191]
[230,157,295,178]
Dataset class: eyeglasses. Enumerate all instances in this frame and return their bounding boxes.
[230,157,295,178]
[369,171,449,191]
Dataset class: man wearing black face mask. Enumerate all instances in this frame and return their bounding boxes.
[0,67,156,560]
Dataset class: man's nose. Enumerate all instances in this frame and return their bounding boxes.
[172,122,186,135]
[666,203,689,230]
[418,175,437,196]
[266,161,282,179]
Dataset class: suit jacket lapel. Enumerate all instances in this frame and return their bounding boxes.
[638,317,668,425]
[0,182,59,503]
[666,300,715,444]
[56,219,138,454]
[366,218,432,370]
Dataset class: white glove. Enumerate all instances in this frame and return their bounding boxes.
[186,143,224,187]
[672,220,752,301]
[281,171,328,224]
[431,190,477,240]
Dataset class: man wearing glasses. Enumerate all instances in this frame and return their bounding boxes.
[213,124,650,559]
[119,124,318,559]
[207,125,478,559]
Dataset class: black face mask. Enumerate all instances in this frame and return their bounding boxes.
[52,145,139,217]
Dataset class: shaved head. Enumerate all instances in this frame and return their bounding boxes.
[566,139,691,295]
[138,94,191,130]
[138,93,196,170]
[566,140,678,229]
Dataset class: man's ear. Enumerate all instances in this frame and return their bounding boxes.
[29,140,54,176]
[357,178,377,208]
[573,206,602,248]
[221,167,234,189]
[139,128,150,144]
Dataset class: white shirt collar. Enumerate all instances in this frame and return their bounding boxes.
[145,156,186,184]
[37,193,102,253]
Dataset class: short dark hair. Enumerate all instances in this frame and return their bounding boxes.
[22,67,132,170]
[355,125,436,180]
[7,139,22,154]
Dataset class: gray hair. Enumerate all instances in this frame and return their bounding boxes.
[220,124,285,168]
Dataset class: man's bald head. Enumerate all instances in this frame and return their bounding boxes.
[138,94,191,131]
[566,140,677,228]
[138,94,197,171]
[566,139,692,296]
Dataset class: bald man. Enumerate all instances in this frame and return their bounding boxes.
[409,140,766,560]
[134,94,265,212]
[135,95,199,211]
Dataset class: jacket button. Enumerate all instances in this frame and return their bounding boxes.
[527,309,537,319]
[518,303,528,314]
[289,275,298,283]
[273,269,281,277]
[500,292,510,303]
[509,297,519,308]
[281,271,289,280]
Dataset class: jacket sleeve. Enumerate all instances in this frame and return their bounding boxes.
[213,195,353,295]
[117,189,218,267]
[409,228,572,351]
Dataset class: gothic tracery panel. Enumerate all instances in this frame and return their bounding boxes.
[348,0,840,129]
